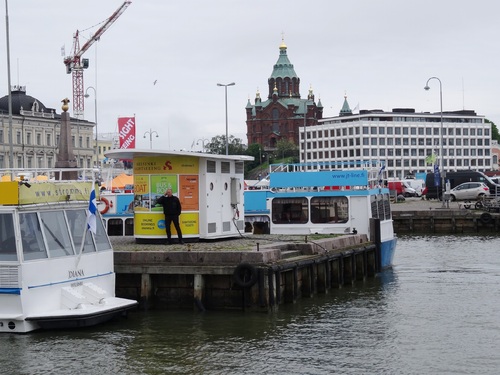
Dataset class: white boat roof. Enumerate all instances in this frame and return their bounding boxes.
[105,149,254,162]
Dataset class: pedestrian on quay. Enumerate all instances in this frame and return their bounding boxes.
[156,188,184,244]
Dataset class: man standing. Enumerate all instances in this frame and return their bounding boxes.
[157,188,184,244]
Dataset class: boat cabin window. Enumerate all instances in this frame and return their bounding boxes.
[310,197,349,224]
[272,198,308,224]
[66,209,95,253]
[40,211,75,258]
[371,194,391,220]
[0,213,17,261]
[20,212,48,261]
[94,212,112,251]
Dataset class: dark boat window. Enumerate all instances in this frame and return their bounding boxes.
[371,194,391,220]
[95,214,112,251]
[66,209,95,253]
[40,211,74,258]
[272,198,308,224]
[20,212,48,261]
[310,197,349,224]
[0,213,17,261]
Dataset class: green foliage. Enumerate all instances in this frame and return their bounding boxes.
[486,119,500,142]
[205,135,245,155]
[275,138,299,159]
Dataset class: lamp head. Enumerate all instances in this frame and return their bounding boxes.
[424,85,430,91]
[84,94,90,98]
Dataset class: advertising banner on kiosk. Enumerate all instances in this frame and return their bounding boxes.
[132,155,200,237]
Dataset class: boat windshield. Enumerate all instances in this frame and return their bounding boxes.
[18,208,112,262]
[0,213,17,261]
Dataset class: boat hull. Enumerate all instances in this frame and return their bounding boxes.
[380,237,397,269]
[25,298,137,331]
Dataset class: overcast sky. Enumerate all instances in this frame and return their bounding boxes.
[2,0,500,151]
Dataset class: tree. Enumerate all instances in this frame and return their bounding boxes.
[275,139,299,161]
[486,119,500,142]
[244,143,261,172]
[205,135,245,155]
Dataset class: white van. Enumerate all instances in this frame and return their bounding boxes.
[402,179,425,197]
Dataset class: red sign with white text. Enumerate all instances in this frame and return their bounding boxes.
[118,117,136,149]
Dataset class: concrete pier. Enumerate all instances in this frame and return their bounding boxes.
[113,234,381,312]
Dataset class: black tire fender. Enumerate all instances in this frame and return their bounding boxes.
[233,263,258,288]
[480,212,492,224]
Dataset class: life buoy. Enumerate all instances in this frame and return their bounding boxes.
[233,263,258,288]
[480,212,492,224]
[99,197,113,214]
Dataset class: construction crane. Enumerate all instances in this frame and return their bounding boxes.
[63,1,131,119]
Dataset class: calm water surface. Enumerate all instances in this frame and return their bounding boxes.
[1,235,500,375]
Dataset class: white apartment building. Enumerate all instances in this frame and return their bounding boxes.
[300,107,492,178]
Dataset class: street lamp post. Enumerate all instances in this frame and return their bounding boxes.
[84,86,98,167]
[217,82,235,155]
[424,77,445,207]
[5,0,14,169]
[143,128,158,149]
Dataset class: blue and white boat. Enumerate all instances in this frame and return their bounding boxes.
[244,161,397,269]
[0,168,137,333]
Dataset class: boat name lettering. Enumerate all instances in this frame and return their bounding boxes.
[68,269,85,279]
[71,281,83,288]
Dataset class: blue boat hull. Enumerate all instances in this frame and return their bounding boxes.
[380,237,397,269]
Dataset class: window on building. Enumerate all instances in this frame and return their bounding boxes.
[26,132,32,145]
[36,133,41,146]
[362,126,369,134]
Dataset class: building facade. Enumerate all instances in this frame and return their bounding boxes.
[246,40,323,152]
[0,86,95,169]
[300,105,493,178]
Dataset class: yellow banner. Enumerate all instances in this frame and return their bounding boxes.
[133,156,199,175]
[134,212,199,236]
[0,181,19,205]
[15,181,96,205]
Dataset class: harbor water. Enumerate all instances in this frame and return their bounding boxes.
[1,235,500,375]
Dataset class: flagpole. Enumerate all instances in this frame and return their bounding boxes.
[75,179,97,268]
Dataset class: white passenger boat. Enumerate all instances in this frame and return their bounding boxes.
[244,161,397,269]
[0,168,137,333]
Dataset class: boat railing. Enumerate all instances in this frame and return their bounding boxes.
[269,160,386,173]
[0,168,99,182]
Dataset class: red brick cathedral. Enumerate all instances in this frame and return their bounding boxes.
[246,39,323,152]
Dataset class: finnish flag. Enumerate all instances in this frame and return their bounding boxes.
[87,185,97,234]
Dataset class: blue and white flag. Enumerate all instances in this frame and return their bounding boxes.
[378,165,386,185]
[87,185,97,234]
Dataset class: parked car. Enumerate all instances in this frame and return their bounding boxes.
[449,182,489,201]
[402,179,425,197]
[425,171,500,200]
[387,180,416,197]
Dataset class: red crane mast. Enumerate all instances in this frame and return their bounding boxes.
[63,1,131,119]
